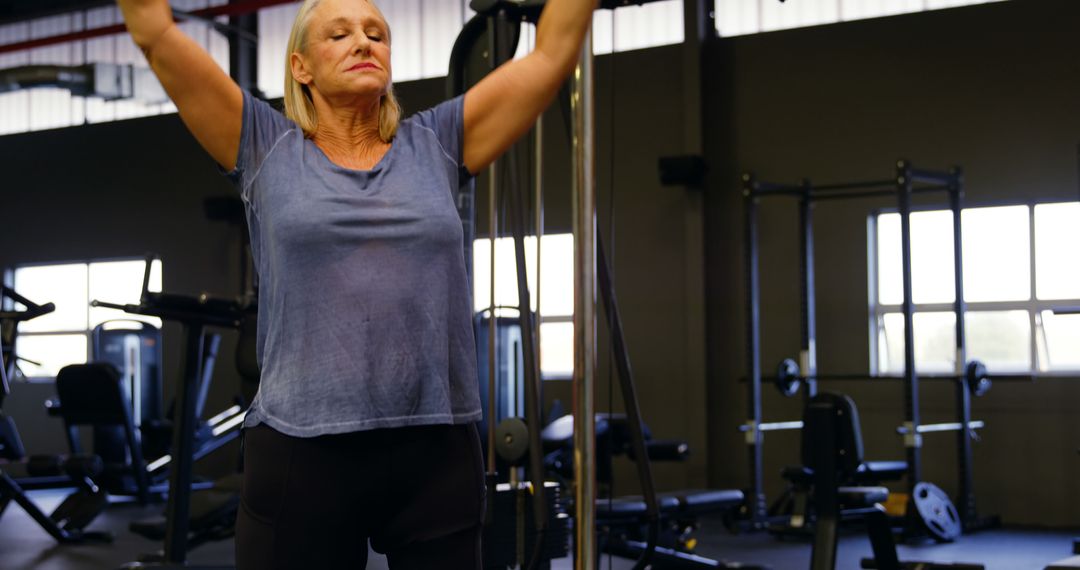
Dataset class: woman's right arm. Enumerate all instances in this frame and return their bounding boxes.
[118,0,243,170]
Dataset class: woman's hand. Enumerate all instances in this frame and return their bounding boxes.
[117,0,243,170]
[462,0,600,174]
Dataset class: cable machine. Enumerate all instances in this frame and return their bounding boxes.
[448,2,679,568]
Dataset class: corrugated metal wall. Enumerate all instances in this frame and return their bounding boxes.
[0,0,229,136]
[0,0,1003,135]
[715,0,1004,37]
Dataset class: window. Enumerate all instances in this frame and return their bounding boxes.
[870,202,1080,375]
[256,0,684,97]
[715,0,1007,38]
[0,0,230,136]
[6,259,162,379]
[0,0,684,135]
[473,234,573,379]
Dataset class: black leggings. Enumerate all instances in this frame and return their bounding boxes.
[235,422,485,569]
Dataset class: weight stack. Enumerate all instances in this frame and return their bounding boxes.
[483,481,571,568]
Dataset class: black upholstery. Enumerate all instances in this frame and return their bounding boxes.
[859,461,907,482]
[804,393,900,570]
[596,489,745,521]
[0,414,25,461]
[55,363,151,504]
[803,392,864,480]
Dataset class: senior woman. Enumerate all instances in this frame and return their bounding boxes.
[116,0,596,568]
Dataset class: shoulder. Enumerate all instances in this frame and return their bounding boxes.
[402,96,465,135]
[243,90,300,135]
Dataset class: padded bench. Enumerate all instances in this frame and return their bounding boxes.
[1046,556,1080,569]
[596,488,745,521]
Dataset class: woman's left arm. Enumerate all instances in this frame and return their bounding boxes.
[462,0,599,174]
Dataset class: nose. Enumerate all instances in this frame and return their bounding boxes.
[352,33,370,54]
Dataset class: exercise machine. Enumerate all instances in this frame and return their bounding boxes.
[92,257,250,569]
[0,286,112,544]
[800,392,984,570]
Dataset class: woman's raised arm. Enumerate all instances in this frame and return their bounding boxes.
[118,0,243,170]
[461,0,598,175]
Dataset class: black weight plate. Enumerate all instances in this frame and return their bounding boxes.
[913,482,961,542]
[494,418,530,464]
[775,358,801,398]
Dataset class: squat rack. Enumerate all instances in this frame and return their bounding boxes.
[741,161,1001,534]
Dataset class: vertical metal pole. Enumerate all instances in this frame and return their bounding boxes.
[535,117,544,367]
[227,0,259,95]
[950,167,977,528]
[897,161,922,494]
[571,28,597,570]
[486,15,499,479]
[742,174,766,525]
[799,180,818,399]
[162,324,204,562]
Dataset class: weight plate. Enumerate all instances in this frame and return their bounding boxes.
[775,358,802,398]
[494,418,530,464]
[912,482,961,542]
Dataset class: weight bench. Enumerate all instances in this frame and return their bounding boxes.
[805,393,983,570]
[1044,540,1080,569]
[598,489,767,569]
[774,458,907,532]
[543,414,767,569]
[0,414,112,544]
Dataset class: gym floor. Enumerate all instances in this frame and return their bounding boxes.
[0,489,1073,570]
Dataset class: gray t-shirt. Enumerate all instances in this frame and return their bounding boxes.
[226,91,481,437]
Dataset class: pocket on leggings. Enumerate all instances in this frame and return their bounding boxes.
[466,423,486,523]
[239,423,295,525]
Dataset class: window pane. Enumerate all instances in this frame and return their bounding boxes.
[716,0,1007,38]
[962,206,1030,302]
[88,259,162,328]
[879,312,956,374]
[876,211,955,305]
[1035,202,1080,301]
[876,214,903,305]
[13,264,88,332]
[965,310,1031,372]
[911,211,956,304]
[474,234,573,317]
[539,234,573,317]
[13,334,87,378]
[474,237,535,315]
[540,321,573,378]
[1040,310,1080,371]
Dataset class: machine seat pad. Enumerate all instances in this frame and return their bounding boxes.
[596,489,745,520]
[669,489,745,513]
[596,495,681,519]
[781,465,813,484]
[855,460,907,483]
[783,461,906,485]
[837,486,889,507]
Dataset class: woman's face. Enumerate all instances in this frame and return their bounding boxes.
[293,0,392,105]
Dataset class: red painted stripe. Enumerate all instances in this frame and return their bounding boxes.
[0,0,299,55]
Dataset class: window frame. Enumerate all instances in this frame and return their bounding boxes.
[868,199,1080,376]
[4,256,162,382]
[472,233,575,382]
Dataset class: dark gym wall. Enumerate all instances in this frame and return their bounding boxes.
[0,79,460,476]
[704,0,1080,527]
[4,0,1080,529]
[0,50,707,493]
[0,103,246,475]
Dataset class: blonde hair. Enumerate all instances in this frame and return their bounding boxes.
[283,0,401,142]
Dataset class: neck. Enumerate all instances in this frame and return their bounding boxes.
[310,92,389,169]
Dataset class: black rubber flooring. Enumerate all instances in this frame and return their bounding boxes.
[0,489,1074,569]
